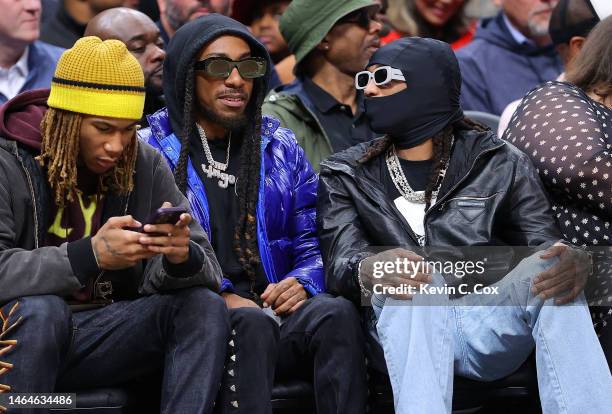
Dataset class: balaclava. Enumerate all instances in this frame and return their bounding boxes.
[363,37,463,149]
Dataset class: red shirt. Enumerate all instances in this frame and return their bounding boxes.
[381,21,477,51]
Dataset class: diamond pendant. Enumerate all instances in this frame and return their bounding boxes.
[202,163,236,189]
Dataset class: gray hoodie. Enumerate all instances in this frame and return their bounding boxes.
[0,89,222,305]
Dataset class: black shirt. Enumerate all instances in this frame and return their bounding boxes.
[189,131,269,299]
[302,77,376,153]
[383,156,434,197]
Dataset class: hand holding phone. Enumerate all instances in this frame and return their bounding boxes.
[92,215,156,271]
[138,202,192,264]
[128,206,187,234]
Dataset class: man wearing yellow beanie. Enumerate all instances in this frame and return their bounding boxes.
[0,36,228,412]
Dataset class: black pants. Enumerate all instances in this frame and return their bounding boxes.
[216,294,367,414]
[3,287,229,414]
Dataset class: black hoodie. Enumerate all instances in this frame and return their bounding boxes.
[163,14,272,136]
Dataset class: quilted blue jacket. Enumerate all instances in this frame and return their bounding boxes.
[138,108,324,296]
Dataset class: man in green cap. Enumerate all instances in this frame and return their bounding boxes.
[262,0,382,171]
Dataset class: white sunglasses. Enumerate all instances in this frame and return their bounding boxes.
[355,66,406,90]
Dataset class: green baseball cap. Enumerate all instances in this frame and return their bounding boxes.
[280,0,379,68]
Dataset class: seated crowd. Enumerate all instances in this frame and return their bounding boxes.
[0,1,611,414]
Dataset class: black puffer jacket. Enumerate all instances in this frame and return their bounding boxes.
[317,127,563,301]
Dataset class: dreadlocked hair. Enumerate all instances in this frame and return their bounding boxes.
[175,63,263,281]
[175,65,196,193]
[423,125,453,210]
[358,136,393,164]
[37,108,138,208]
[454,116,489,133]
[423,117,489,210]
[232,80,264,281]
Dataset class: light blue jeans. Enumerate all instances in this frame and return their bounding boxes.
[371,253,612,414]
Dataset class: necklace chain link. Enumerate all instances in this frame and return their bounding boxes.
[385,139,453,205]
[196,123,231,171]
[196,123,236,189]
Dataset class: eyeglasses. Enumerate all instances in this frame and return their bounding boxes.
[355,66,406,90]
[194,57,267,79]
[336,8,375,29]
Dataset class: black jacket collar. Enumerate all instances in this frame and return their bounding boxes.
[321,128,505,198]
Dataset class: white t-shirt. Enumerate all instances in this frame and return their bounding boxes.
[393,192,435,245]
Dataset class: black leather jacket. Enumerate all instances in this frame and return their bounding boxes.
[317,128,563,301]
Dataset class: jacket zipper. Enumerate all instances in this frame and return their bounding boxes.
[438,193,500,212]
[91,193,131,302]
[424,144,505,245]
[16,153,39,249]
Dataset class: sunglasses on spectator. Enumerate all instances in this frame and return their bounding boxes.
[336,8,376,29]
[355,66,406,90]
[194,57,267,79]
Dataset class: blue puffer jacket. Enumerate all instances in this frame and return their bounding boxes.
[138,108,325,296]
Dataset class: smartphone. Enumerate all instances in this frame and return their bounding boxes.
[125,207,188,233]
[144,207,188,227]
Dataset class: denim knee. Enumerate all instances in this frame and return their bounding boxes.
[9,295,72,355]
[310,295,361,328]
[168,286,229,332]
[231,307,280,343]
[512,252,560,285]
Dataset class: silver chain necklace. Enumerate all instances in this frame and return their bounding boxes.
[385,140,452,204]
[196,123,236,189]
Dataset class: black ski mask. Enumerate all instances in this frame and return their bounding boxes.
[363,37,464,149]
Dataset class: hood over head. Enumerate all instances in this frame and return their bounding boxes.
[0,89,49,151]
[163,14,272,136]
[364,37,463,149]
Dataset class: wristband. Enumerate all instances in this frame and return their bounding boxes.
[91,238,101,269]
[356,259,372,296]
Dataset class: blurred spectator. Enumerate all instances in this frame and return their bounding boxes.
[498,0,611,136]
[40,0,123,48]
[465,0,501,18]
[0,0,63,103]
[156,0,230,43]
[139,0,160,21]
[263,0,382,170]
[231,0,295,84]
[373,0,396,44]
[456,0,563,115]
[85,7,166,123]
[385,0,476,49]
[232,0,290,63]
[41,0,59,26]
[504,14,612,368]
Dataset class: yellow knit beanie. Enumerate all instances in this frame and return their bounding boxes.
[48,36,145,120]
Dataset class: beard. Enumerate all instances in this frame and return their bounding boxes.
[145,78,163,96]
[527,5,554,38]
[527,18,550,38]
[198,103,250,132]
[166,1,211,30]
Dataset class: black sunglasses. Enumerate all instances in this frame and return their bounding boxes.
[336,8,375,29]
[194,57,267,79]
